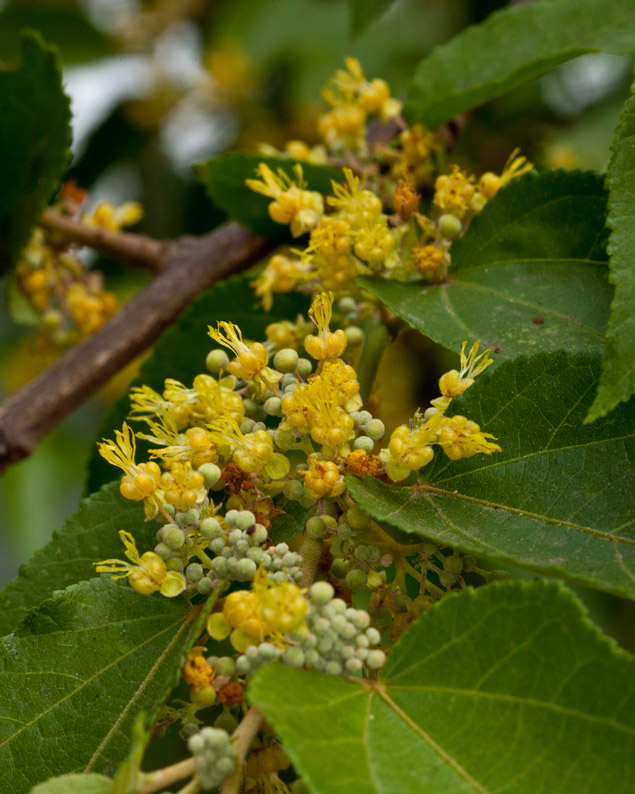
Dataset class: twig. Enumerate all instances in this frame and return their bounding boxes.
[0,221,275,473]
[141,758,195,794]
[220,706,264,794]
[40,209,166,273]
[299,534,324,589]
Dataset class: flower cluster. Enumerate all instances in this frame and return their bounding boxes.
[248,60,532,304]
[15,182,142,352]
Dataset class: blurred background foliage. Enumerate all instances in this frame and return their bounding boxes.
[0,0,633,648]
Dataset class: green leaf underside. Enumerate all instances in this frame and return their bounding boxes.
[196,152,343,237]
[29,773,112,794]
[250,580,635,794]
[0,483,158,638]
[0,33,71,274]
[86,274,309,493]
[359,169,611,362]
[404,0,635,127]
[587,78,635,421]
[348,351,635,599]
[0,578,207,793]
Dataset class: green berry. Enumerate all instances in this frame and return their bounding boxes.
[247,547,264,564]
[177,508,199,528]
[216,656,237,676]
[310,581,335,605]
[166,557,184,573]
[235,511,256,531]
[200,517,223,539]
[198,463,221,488]
[366,649,386,670]
[306,515,327,539]
[240,418,256,434]
[186,562,204,583]
[353,436,375,453]
[345,326,364,346]
[329,558,348,579]
[190,685,216,707]
[296,358,312,378]
[225,509,239,526]
[214,712,239,733]
[251,524,268,544]
[264,397,282,416]
[275,429,296,451]
[164,525,185,550]
[439,213,463,239]
[353,544,372,562]
[345,657,363,673]
[235,558,257,581]
[197,577,213,594]
[365,418,385,441]
[352,410,372,427]
[283,647,305,667]
[161,504,176,518]
[439,570,458,588]
[346,569,367,590]
[206,349,230,372]
[180,722,199,741]
[366,627,381,645]
[283,479,304,500]
[258,642,278,661]
[154,542,172,561]
[274,348,299,373]
[236,655,252,674]
[336,522,352,540]
[209,537,226,554]
[324,660,342,676]
[444,554,463,573]
[211,557,229,576]
[216,756,236,776]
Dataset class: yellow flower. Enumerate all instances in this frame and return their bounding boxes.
[159,461,205,511]
[83,200,143,231]
[322,57,401,121]
[305,216,357,291]
[207,416,274,474]
[182,651,216,693]
[433,165,476,218]
[208,321,282,395]
[379,412,449,482]
[97,423,161,502]
[246,163,324,237]
[304,292,347,360]
[478,148,533,200]
[94,530,185,597]
[412,244,448,280]
[439,415,501,460]
[434,340,493,409]
[301,456,345,498]
[251,254,313,311]
[392,125,439,184]
[327,169,382,223]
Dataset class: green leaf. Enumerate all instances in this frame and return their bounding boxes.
[0,483,158,637]
[195,152,342,237]
[29,773,112,794]
[0,578,210,793]
[86,274,309,493]
[349,0,395,36]
[359,170,611,361]
[0,32,71,274]
[347,351,635,599]
[250,580,635,794]
[404,0,635,127]
[587,78,635,421]
[268,499,308,545]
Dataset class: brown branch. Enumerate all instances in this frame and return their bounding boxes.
[141,758,195,794]
[220,706,264,794]
[0,221,275,473]
[40,209,166,273]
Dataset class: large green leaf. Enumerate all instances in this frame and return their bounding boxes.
[86,274,309,493]
[348,351,635,599]
[0,578,209,793]
[404,0,635,127]
[0,32,71,274]
[359,170,611,361]
[0,483,157,637]
[250,580,635,794]
[195,152,342,237]
[587,79,635,421]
